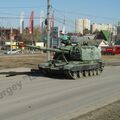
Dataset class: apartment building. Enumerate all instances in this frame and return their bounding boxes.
[91,23,113,33]
[75,19,90,34]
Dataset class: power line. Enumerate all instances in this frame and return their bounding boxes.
[0,16,46,19]
[52,6,120,21]
[54,18,75,28]
[0,12,19,16]
[0,6,45,9]
[55,15,74,24]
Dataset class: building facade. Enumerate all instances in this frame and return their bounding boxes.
[75,19,90,34]
[0,28,19,41]
[117,22,120,35]
[91,23,113,33]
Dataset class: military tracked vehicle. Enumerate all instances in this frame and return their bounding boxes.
[26,44,104,79]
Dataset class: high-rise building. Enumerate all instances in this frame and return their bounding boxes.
[117,21,120,35]
[91,23,113,33]
[75,19,90,34]
[40,10,45,32]
[20,12,24,34]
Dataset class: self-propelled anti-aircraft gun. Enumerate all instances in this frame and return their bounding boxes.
[25,44,104,79]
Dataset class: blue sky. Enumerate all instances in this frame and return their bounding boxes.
[0,0,120,31]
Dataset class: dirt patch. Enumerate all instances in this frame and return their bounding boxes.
[0,53,47,70]
[102,54,120,62]
[71,100,120,120]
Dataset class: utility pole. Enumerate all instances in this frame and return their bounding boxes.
[47,0,51,60]
[62,16,66,34]
[10,27,13,54]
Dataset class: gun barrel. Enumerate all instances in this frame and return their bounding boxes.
[25,45,69,53]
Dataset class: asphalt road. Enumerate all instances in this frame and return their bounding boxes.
[0,66,120,120]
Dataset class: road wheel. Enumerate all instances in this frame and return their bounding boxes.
[67,71,78,80]
[84,71,89,77]
[89,70,93,76]
[71,71,78,79]
[78,71,83,78]
[93,70,97,76]
[96,69,101,75]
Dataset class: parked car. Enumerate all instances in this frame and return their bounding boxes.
[4,49,21,55]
